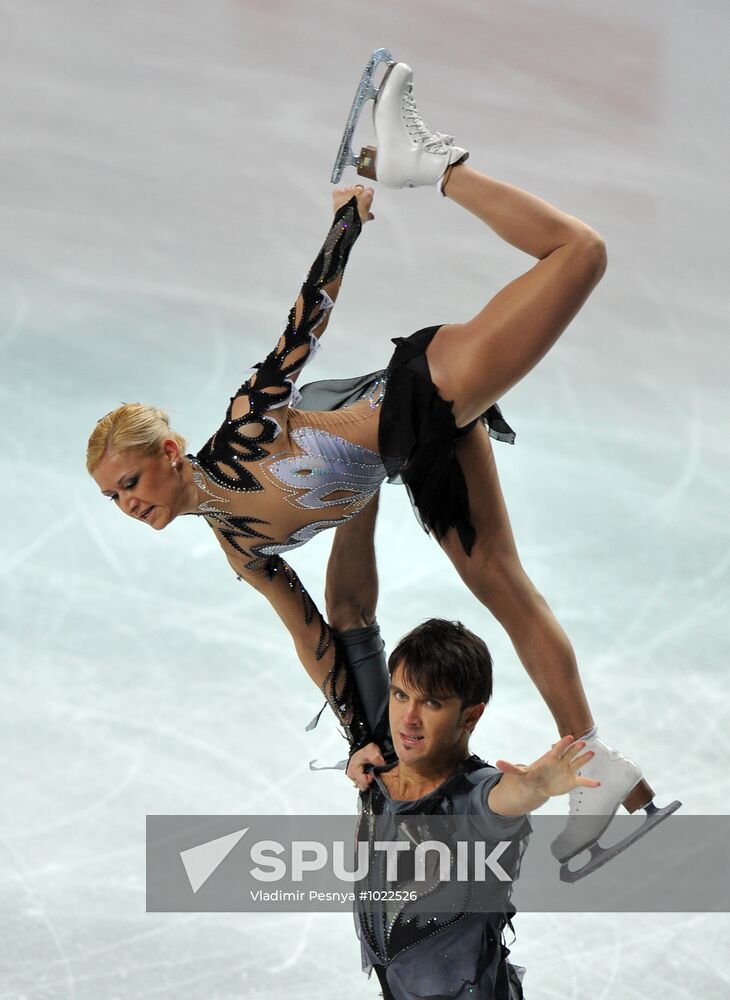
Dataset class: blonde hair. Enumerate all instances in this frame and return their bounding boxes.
[86,403,187,474]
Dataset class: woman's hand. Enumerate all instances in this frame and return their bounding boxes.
[346,741,386,792]
[333,184,375,223]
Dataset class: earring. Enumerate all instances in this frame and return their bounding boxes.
[171,460,178,468]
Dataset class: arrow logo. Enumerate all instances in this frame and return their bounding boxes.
[180,827,249,893]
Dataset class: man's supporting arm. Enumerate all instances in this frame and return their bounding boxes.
[326,492,395,769]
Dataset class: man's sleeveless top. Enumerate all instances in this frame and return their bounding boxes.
[356,755,529,1000]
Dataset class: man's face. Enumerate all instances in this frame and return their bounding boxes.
[388,661,483,767]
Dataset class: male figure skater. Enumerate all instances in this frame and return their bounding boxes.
[324,498,598,999]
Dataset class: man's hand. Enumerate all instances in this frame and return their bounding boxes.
[346,741,386,792]
[489,736,601,816]
[333,184,375,223]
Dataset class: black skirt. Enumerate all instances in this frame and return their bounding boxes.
[296,325,515,557]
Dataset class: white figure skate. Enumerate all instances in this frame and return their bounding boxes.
[331,48,468,189]
[552,737,681,883]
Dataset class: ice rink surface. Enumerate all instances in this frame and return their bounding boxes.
[1,0,729,995]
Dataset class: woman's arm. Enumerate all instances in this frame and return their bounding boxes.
[288,185,375,357]
[227,548,375,754]
[195,187,374,494]
[229,186,374,422]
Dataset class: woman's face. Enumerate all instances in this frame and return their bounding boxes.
[92,442,184,530]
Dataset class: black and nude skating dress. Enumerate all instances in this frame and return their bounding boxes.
[189,196,515,748]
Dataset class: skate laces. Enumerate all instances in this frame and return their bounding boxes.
[567,788,584,816]
[402,84,454,152]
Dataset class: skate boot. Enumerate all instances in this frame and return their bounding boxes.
[551,736,681,883]
[331,48,468,189]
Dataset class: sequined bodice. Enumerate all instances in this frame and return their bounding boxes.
[191,395,386,570]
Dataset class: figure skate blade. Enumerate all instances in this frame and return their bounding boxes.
[331,47,394,183]
[558,799,682,884]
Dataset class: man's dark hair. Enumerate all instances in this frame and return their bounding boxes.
[388,619,493,708]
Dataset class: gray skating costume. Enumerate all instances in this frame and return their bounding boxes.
[358,756,529,1000]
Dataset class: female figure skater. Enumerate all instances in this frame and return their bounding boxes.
[87,58,676,870]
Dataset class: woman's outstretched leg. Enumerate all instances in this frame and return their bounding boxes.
[425,164,607,426]
[439,423,593,737]
[439,422,680,869]
[423,165,600,729]
[344,51,678,866]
